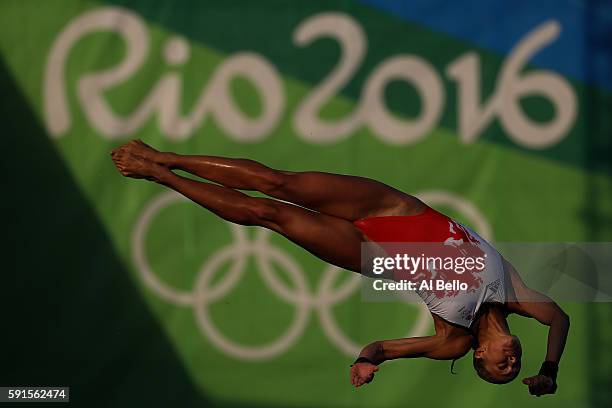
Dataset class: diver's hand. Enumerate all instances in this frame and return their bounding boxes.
[522,375,557,396]
[350,362,378,387]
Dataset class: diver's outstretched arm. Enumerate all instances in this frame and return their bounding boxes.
[516,291,569,364]
[505,260,570,396]
[514,289,570,396]
[350,335,471,387]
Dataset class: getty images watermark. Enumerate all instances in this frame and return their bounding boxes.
[360,242,612,302]
[369,252,487,292]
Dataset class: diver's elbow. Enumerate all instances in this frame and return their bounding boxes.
[558,310,570,327]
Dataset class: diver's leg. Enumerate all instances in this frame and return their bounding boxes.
[112,152,363,272]
[114,140,425,221]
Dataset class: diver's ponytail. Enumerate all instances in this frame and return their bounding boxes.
[450,358,458,375]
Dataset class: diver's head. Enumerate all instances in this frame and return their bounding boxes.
[473,334,522,384]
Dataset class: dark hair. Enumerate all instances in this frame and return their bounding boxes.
[450,359,458,375]
[472,353,517,385]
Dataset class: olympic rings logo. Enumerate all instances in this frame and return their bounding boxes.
[131,190,492,361]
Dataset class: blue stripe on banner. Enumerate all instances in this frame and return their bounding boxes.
[356,0,612,91]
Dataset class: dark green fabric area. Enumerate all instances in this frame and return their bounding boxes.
[0,56,210,407]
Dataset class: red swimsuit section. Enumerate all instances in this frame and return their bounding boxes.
[353,206,485,298]
[353,207,476,244]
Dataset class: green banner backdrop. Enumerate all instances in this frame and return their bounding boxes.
[2,1,611,407]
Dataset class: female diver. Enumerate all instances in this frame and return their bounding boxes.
[111,140,569,396]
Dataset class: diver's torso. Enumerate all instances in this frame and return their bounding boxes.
[354,207,507,329]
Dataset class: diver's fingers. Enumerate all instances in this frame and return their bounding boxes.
[522,376,535,386]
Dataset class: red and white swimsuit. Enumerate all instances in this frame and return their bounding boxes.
[354,207,506,328]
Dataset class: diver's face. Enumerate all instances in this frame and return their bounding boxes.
[480,335,522,381]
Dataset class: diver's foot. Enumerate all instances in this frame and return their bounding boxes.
[111,139,171,166]
[111,150,168,182]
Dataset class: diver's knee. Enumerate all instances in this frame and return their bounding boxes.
[259,170,293,196]
[245,198,281,226]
